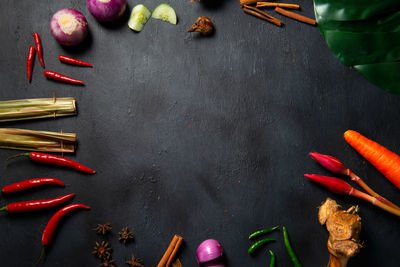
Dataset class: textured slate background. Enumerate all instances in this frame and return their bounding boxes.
[1,0,400,266]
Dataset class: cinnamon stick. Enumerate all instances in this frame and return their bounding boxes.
[257,2,300,10]
[157,235,184,267]
[243,5,283,26]
[275,7,316,25]
[239,0,270,6]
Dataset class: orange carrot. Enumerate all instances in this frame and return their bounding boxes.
[344,130,400,190]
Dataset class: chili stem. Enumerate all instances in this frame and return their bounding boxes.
[6,153,30,162]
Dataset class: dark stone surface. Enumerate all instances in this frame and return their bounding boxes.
[0,0,399,266]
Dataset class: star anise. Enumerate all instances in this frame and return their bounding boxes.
[100,257,116,267]
[125,253,144,267]
[118,227,134,244]
[93,222,112,235]
[93,241,112,260]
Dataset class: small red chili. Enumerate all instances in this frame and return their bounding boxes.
[27,46,36,82]
[36,203,90,265]
[0,193,75,213]
[1,178,65,194]
[33,33,45,68]
[59,55,93,67]
[43,70,84,85]
[7,152,96,174]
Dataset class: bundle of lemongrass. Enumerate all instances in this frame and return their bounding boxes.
[0,98,76,122]
[0,128,76,153]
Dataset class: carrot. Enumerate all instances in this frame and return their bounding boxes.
[344,130,400,190]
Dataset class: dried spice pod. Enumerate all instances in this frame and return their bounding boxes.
[118,227,134,244]
[100,257,116,267]
[187,16,214,35]
[93,241,112,260]
[126,253,144,267]
[93,223,112,235]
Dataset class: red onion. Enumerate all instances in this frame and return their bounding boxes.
[196,239,224,264]
[50,9,88,46]
[87,0,126,23]
[202,259,226,267]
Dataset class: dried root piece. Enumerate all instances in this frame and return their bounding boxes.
[187,16,214,35]
[319,198,362,267]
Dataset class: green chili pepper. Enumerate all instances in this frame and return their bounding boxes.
[249,226,279,240]
[269,250,276,267]
[283,226,302,267]
[248,238,275,255]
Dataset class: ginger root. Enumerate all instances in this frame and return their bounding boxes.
[319,198,362,267]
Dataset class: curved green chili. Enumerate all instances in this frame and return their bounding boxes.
[249,226,279,240]
[248,238,275,255]
[283,226,302,267]
[269,250,276,267]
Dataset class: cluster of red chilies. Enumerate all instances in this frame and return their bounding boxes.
[3,152,95,263]
[305,152,400,216]
[27,32,92,85]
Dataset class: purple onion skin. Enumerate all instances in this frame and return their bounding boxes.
[87,0,126,23]
[196,239,224,264]
[50,9,88,46]
[202,259,226,267]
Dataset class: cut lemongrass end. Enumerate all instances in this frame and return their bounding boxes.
[128,4,151,32]
[0,128,76,153]
[152,3,177,25]
[0,98,76,122]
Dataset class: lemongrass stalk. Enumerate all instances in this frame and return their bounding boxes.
[0,98,76,122]
[349,188,400,216]
[0,128,76,153]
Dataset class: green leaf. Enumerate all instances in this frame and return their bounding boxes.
[314,0,399,22]
[324,30,400,66]
[354,62,400,93]
[314,0,400,93]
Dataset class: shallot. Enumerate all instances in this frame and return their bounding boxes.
[50,9,88,46]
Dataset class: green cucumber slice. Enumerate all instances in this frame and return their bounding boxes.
[151,3,177,25]
[128,4,151,32]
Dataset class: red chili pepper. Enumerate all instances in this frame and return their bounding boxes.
[27,46,35,82]
[0,193,75,213]
[42,204,90,246]
[59,55,93,67]
[35,203,90,265]
[1,178,65,194]
[43,70,84,85]
[33,33,45,68]
[7,152,96,174]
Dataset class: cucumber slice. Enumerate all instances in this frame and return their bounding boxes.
[151,3,177,25]
[128,4,151,32]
